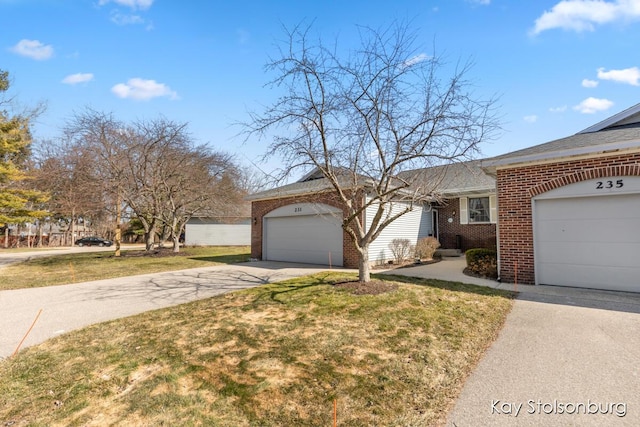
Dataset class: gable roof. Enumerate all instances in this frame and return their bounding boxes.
[400,160,495,197]
[247,161,495,202]
[484,103,640,169]
[245,175,335,201]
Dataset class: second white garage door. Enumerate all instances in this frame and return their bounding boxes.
[534,179,640,292]
[263,203,343,266]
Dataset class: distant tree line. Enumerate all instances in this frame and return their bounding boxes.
[1,69,256,253]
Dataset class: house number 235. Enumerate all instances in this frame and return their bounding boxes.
[596,179,623,189]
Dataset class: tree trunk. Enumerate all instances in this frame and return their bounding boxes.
[144,231,154,251]
[358,246,371,283]
[172,235,180,253]
[115,193,121,257]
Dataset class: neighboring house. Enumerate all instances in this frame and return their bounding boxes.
[483,103,640,293]
[184,217,251,246]
[247,162,496,268]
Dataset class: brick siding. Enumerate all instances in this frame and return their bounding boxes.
[437,199,496,251]
[251,192,362,268]
[496,152,640,285]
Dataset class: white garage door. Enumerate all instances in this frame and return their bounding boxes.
[264,203,343,266]
[534,178,640,292]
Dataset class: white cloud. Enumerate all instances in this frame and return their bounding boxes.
[468,0,491,4]
[531,0,640,35]
[524,115,538,123]
[402,53,430,68]
[111,78,178,101]
[582,78,599,87]
[573,97,614,113]
[549,105,568,113]
[110,11,144,25]
[10,39,53,60]
[62,73,94,85]
[597,66,640,85]
[99,0,153,10]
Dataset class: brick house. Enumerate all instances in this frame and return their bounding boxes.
[483,103,640,293]
[247,162,497,268]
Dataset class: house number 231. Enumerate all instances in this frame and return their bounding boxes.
[596,179,623,189]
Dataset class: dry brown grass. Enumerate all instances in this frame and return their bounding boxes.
[0,272,513,426]
[0,246,250,290]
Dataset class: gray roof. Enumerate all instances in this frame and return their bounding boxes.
[247,161,495,201]
[484,103,640,168]
[245,176,335,201]
[400,161,495,197]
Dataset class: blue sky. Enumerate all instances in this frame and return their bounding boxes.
[3,0,640,175]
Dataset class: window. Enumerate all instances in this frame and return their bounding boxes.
[459,195,496,224]
[468,197,490,223]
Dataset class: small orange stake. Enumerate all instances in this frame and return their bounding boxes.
[69,262,76,281]
[12,309,43,357]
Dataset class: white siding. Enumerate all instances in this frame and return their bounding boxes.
[185,221,251,246]
[365,199,432,265]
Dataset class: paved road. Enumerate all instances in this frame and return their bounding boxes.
[386,257,640,426]
[0,261,341,359]
[0,245,145,269]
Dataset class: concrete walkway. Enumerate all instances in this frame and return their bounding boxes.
[384,257,640,426]
[0,261,345,360]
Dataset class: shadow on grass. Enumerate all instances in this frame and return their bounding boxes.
[251,274,337,304]
[186,253,251,264]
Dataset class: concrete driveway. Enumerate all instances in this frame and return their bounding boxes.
[0,261,339,360]
[385,257,640,426]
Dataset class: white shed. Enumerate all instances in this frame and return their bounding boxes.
[184,217,251,246]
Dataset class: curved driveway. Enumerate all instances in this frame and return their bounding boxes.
[1,260,340,360]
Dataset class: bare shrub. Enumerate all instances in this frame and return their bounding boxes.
[389,238,413,264]
[415,237,441,260]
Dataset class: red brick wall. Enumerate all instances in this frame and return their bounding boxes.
[251,192,362,268]
[497,153,640,284]
[438,198,497,251]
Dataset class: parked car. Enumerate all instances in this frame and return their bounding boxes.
[75,236,113,247]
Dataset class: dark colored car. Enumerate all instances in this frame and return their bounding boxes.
[75,236,113,247]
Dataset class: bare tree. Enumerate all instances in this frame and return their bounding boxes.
[33,139,107,245]
[65,109,245,253]
[245,22,500,282]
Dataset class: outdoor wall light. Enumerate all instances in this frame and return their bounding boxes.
[253,217,257,225]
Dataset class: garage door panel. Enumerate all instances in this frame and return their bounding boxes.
[537,242,640,267]
[535,193,640,292]
[538,263,640,293]
[264,215,343,266]
[537,218,640,244]
[537,196,640,220]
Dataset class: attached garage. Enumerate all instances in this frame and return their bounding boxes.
[534,177,640,292]
[485,102,640,292]
[263,203,344,266]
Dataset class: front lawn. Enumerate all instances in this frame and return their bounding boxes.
[0,273,513,426]
[0,246,250,290]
